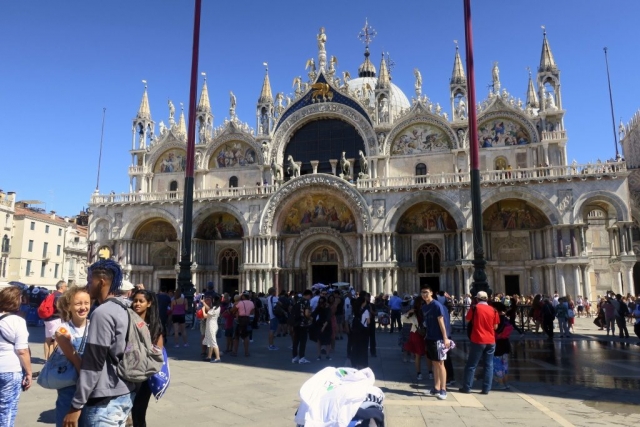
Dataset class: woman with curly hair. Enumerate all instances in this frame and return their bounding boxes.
[53,286,91,427]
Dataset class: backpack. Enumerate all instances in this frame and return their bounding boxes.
[273,298,287,320]
[37,293,56,320]
[495,317,514,340]
[108,298,164,383]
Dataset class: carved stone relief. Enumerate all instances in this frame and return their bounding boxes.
[557,189,573,214]
[372,199,386,219]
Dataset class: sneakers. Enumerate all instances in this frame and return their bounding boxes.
[316,356,322,361]
[292,356,300,364]
[428,388,439,396]
[249,339,254,343]
[417,373,423,381]
[326,356,332,361]
[446,380,456,387]
[268,345,279,351]
[457,387,471,394]
[428,372,434,380]
[298,357,311,364]
[437,390,447,400]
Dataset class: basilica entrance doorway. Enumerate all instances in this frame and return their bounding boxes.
[159,278,176,292]
[312,265,338,285]
[505,275,520,296]
[420,276,440,293]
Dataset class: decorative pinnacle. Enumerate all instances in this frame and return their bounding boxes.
[358,18,377,47]
[263,62,268,73]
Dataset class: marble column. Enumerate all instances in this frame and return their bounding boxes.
[555,265,566,296]
[625,265,634,296]
[581,265,591,301]
[573,265,582,299]
[310,160,319,174]
[627,226,636,255]
[363,269,370,293]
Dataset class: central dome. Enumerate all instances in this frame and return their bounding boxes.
[347,77,411,120]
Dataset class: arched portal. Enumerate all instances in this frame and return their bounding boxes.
[133,219,179,291]
[283,118,366,177]
[482,199,551,296]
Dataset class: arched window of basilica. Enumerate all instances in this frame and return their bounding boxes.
[417,244,440,274]
[169,181,178,192]
[494,157,507,170]
[283,119,366,177]
[229,176,238,188]
[415,163,427,176]
[219,249,239,276]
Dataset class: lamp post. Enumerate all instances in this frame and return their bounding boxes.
[463,0,491,297]
[177,0,203,296]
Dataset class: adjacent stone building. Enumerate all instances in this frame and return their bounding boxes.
[0,192,88,288]
[88,27,634,299]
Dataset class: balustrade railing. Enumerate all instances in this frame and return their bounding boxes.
[92,162,626,205]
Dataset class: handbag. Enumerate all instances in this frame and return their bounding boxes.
[37,324,88,390]
[466,306,476,339]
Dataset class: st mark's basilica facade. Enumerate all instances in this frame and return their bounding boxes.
[88,26,638,299]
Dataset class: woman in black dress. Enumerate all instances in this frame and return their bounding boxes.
[313,297,333,360]
[350,295,371,369]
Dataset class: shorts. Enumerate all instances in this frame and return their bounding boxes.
[44,318,62,339]
[235,324,250,339]
[225,328,234,338]
[173,315,186,324]
[269,318,278,332]
[577,306,584,313]
[425,339,445,362]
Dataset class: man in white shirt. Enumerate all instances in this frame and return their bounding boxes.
[552,291,559,308]
[266,287,279,351]
[310,291,321,312]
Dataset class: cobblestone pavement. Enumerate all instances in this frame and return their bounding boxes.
[16,317,640,426]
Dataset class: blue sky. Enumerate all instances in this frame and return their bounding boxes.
[1,1,639,216]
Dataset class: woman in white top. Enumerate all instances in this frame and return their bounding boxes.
[202,295,222,363]
[53,286,91,427]
[0,286,32,427]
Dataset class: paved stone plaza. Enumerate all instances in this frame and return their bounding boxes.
[16,317,640,427]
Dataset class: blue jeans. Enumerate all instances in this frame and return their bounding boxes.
[0,372,22,427]
[463,343,495,392]
[83,393,135,426]
[56,385,89,427]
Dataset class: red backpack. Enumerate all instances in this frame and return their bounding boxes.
[37,293,56,319]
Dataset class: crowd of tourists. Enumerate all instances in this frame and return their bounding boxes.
[0,259,167,427]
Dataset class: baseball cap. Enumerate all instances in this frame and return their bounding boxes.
[121,280,135,291]
[476,291,488,300]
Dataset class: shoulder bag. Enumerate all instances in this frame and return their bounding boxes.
[38,324,88,390]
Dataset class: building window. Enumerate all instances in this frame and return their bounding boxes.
[1,235,8,252]
[30,222,35,231]
[417,244,441,274]
[28,240,33,252]
[40,262,46,277]
[219,249,239,276]
[415,163,427,176]
[43,242,48,257]
[26,260,32,275]
[45,225,50,233]
[229,176,238,188]
[69,258,76,276]
[57,245,61,256]
[54,263,59,278]
[58,228,62,236]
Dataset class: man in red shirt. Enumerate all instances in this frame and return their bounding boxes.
[459,291,499,394]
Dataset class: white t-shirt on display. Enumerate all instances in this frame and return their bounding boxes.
[0,313,29,373]
[360,310,370,328]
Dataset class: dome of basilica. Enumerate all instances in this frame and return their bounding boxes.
[346,76,411,120]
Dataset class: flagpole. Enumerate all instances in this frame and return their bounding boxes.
[95,108,106,192]
[603,47,620,160]
[463,0,490,297]
[178,0,202,295]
